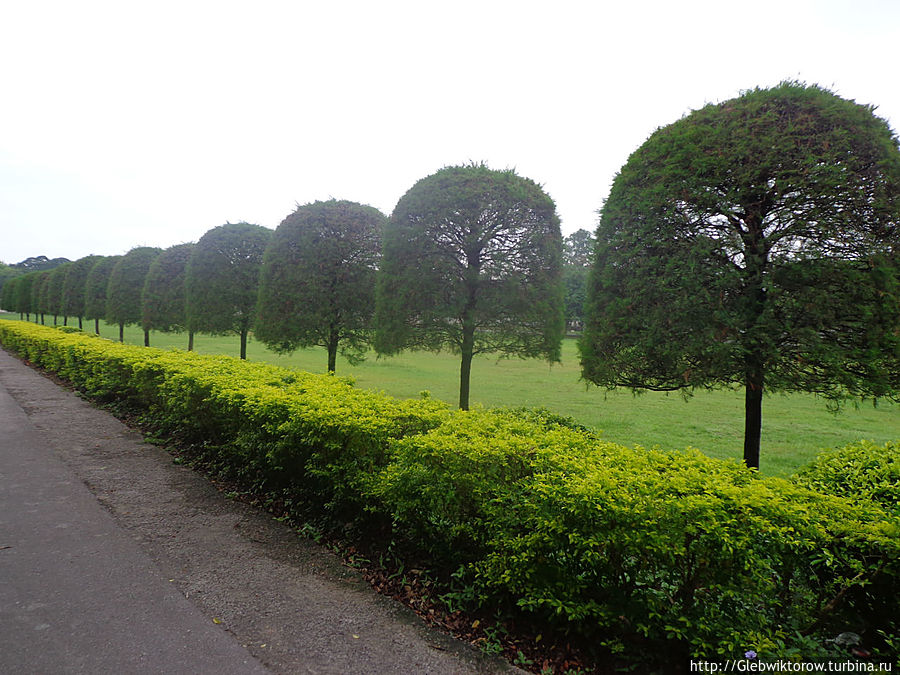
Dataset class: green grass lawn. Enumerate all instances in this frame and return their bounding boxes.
[6,314,899,477]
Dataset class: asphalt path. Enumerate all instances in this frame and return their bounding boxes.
[0,347,515,674]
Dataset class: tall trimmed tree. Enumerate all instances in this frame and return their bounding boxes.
[13,273,37,321]
[107,247,161,344]
[142,243,194,350]
[62,255,102,330]
[84,256,120,335]
[580,82,900,469]
[0,275,18,313]
[47,263,70,325]
[376,164,565,409]
[186,222,271,359]
[256,200,384,373]
[33,271,52,324]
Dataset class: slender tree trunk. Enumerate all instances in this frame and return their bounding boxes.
[63,315,68,326]
[741,227,768,471]
[40,313,45,325]
[53,314,57,326]
[94,318,100,335]
[743,368,764,469]
[187,331,194,351]
[144,329,150,347]
[118,322,124,343]
[459,322,476,410]
[326,327,339,373]
[78,316,83,330]
[240,330,248,360]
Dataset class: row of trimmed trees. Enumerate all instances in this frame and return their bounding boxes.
[2,165,572,411]
[3,83,900,469]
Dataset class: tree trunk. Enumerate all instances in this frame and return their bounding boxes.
[187,331,194,351]
[63,315,68,326]
[459,322,476,410]
[78,316,83,330]
[118,323,124,343]
[743,368,764,470]
[240,330,248,360]
[94,318,100,335]
[144,329,150,347]
[326,327,339,374]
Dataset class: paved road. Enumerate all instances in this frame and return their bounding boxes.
[0,348,514,674]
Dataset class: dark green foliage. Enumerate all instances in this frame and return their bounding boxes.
[376,163,565,409]
[255,200,384,373]
[62,255,102,325]
[561,229,594,328]
[13,273,37,318]
[107,247,161,344]
[32,271,52,321]
[562,228,594,268]
[0,275,17,311]
[47,263,70,322]
[10,255,71,271]
[0,262,22,298]
[186,222,271,359]
[142,243,194,335]
[580,82,900,469]
[84,256,120,331]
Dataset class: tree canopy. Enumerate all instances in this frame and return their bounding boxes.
[255,200,384,373]
[47,263,71,323]
[107,247,161,344]
[84,256,120,334]
[186,222,271,359]
[142,243,194,345]
[376,163,565,409]
[62,255,102,328]
[580,82,900,469]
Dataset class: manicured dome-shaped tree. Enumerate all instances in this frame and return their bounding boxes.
[580,82,900,469]
[256,200,384,373]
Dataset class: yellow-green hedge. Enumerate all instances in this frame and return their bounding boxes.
[2,320,898,665]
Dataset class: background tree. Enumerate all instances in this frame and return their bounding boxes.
[47,263,71,325]
[62,255,102,330]
[13,273,36,321]
[0,261,22,298]
[10,255,70,272]
[186,222,271,359]
[376,164,565,409]
[0,275,18,313]
[84,256,120,335]
[107,247,161,344]
[580,82,900,469]
[562,229,595,330]
[33,270,52,324]
[142,243,195,350]
[256,200,384,373]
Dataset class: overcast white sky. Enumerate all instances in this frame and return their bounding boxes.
[2,0,899,264]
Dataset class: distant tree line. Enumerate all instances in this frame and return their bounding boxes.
[3,83,900,469]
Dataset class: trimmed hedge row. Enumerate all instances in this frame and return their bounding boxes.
[2,320,898,665]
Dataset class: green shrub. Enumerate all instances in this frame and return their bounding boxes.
[794,440,900,516]
[1,320,898,665]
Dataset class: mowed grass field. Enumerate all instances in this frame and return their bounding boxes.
[5,314,899,478]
